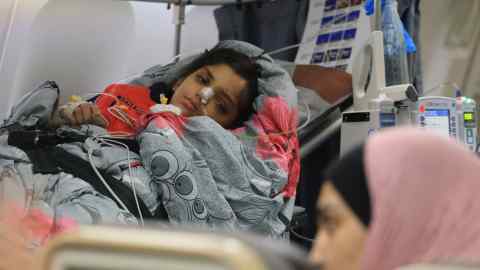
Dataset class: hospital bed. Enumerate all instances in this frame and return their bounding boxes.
[1,57,349,245]
[2,0,353,251]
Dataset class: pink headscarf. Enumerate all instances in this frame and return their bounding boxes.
[362,127,480,270]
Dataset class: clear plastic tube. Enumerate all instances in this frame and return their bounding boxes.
[88,136,145,226]
[99,137,145,226]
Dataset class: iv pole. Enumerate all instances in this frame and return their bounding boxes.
[125,0,268,59]
[374,0,381,31]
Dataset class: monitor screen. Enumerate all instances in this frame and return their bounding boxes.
[464,112,475,122]
[464,112,476,128]
[423,109,451,137]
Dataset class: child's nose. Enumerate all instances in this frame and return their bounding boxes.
[198,87,214,105]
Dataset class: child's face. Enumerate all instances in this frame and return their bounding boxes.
[170,64,248,129]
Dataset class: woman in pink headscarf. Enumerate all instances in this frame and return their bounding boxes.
[310,127,480,270]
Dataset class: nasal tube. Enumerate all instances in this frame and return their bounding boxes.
[199,87,214,105]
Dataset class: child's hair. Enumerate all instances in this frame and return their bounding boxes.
[150,47,259,128]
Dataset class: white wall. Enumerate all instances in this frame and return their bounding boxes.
[420,0,480,97]
[181,5,220,56]
[13,0,135,104]
[0,0,219,119]
[0,0,49,119]
[126,3,219,77]
[0,0,16,62]
[420,0,453,95]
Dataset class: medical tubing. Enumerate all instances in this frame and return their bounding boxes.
[298,98,312,132]
[98,137,144,226]
[81,92,121,103]
[81,91,142,134]
[170,48,205,63]
[289,227,314,243]
[237,98,311,140]
[87,147,130,213]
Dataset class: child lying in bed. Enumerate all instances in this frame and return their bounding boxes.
[51,47,259,134]
[2,40,300,239]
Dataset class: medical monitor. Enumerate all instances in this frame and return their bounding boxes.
[416,97,457,139]
[422,109,451,138]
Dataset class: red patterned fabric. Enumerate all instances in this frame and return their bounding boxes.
[95,84,156,135]
[252,96,299,198]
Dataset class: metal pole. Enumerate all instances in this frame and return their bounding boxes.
[374,0,382,31]
[172,3,185,60]
[123,0,266,59]
[123,0,262,6]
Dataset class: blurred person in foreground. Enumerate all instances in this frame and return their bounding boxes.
[310,127,480,270]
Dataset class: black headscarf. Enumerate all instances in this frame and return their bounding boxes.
[324,144,371,226]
